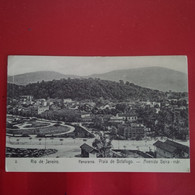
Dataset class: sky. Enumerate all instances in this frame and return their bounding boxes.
[8,55,188,76]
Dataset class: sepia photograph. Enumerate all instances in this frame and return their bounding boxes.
[6,55,190,172]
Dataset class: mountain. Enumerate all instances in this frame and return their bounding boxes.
[89,67,188,92]
[8,67,188,92]
[8,71,80,85]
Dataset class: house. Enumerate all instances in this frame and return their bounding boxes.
[125,113,138,122]
[41,101,47,106]
[19,95,34,106]
[35,106,49,115]
[20,95,33,102]
[109,112,137,124]
[153,139,189,158]
[63,98,73,103]
[34,99,47,106]
[80,112,92,122]
[81,112,91,119]
[80,143,98,157]
[109,117,125,124]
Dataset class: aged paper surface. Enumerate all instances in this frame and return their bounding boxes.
[6,56,190,172]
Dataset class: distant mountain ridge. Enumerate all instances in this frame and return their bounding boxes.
[8,67,188,92]
[8,71,80,85]
[90,67,188,92]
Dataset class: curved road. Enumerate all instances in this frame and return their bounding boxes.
[7,115,75,136]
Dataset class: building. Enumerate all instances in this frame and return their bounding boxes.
[143,100,161,108]
[34,99,46,106]
[20,95,33,102]
[63,98,73,103]
[164,140,189,157]
[153,139,189,158]
[19,95,34,106]
[80,112,92,122]
[124,123,145,139]
[81,112,91,119]
[80,143,98,157]
[109,117,125,125]
[37,106,49,115]
[109,112,137,124]
[118,123,145,140]
[125,113,138,122]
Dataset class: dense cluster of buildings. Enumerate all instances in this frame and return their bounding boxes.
[7,93,189,142]
[7,92,190,159]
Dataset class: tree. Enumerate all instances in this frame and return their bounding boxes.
[119,80,124,85]
[92,116,104,129]
[116,103,127,112]
[125,81,130,85]
[92,133,113,157]
[7,78,167,101]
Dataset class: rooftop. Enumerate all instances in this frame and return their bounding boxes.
[153,140,189,154]
[164,140,189,153]
[153,140,176,153]
[80,143,97,153]
[118,113,137,117]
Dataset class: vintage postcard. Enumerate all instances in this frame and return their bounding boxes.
[6,55,190,172]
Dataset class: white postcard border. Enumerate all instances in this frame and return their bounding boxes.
[6,158,190,172]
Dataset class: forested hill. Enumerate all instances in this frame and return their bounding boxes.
[7,78,166,101]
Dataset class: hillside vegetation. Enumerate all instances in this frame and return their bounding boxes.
[7,78,166,101]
